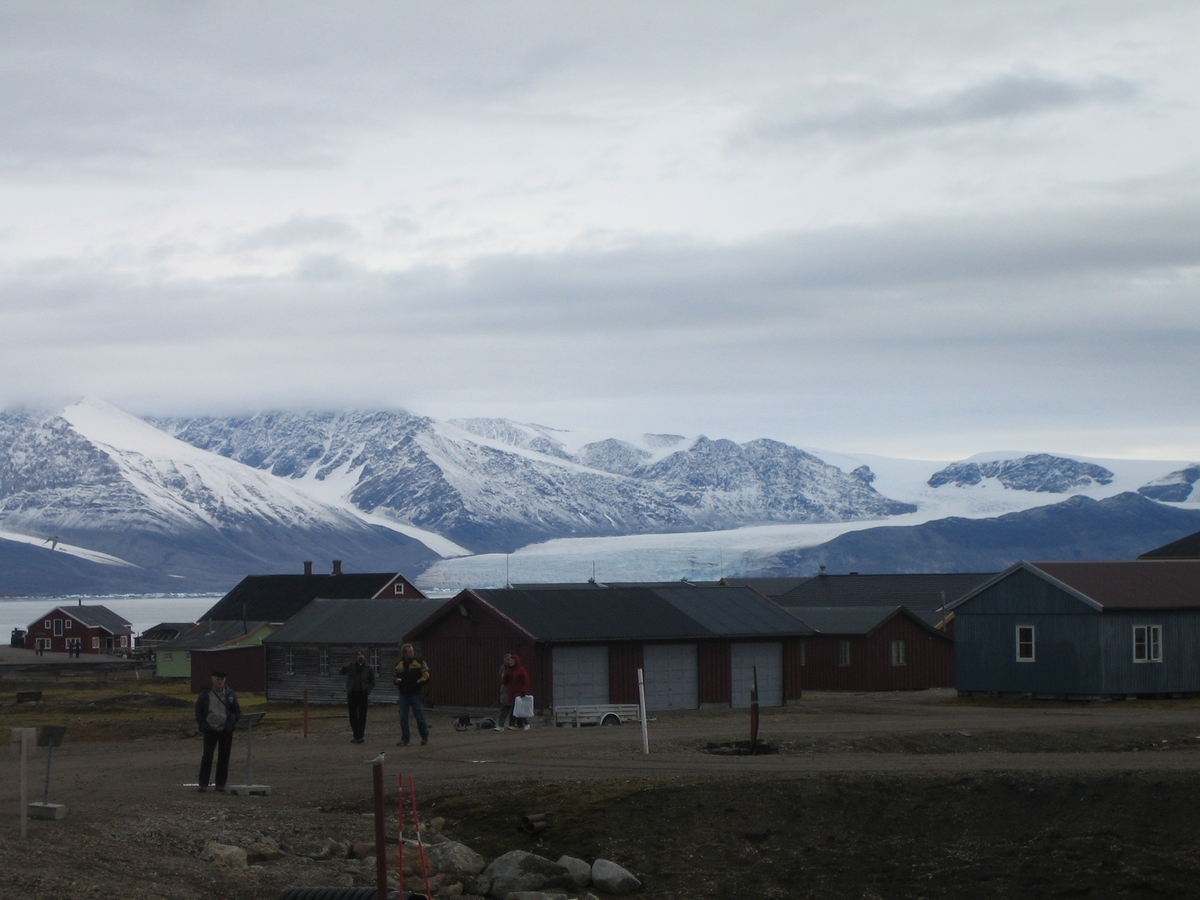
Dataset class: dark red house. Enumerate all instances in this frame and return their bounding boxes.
[404,585,814,712]
[788,605,955,691]
[24,605,134,654]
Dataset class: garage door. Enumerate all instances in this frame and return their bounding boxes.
[730,642,783,708]
[552,645,609,706]
[642,643,698,711]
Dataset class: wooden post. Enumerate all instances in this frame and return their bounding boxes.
[637,669,649,755]
[302,689,309,739]
[372,756,387,900]
[11,728,34,838]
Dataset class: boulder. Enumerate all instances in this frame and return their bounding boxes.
[427,839,487,877]
[295,837,350,861]
[556,855,591,888]
[200,841,247,869]
[350,841,377,860]
[590,859,640,894]
[246,841,287,863]
[482,850,573,898]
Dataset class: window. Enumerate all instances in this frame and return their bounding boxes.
[64,619,71,629]
[53,619,63,636]
[1016,626,1035,662]
[163,651,173,661]
[119,635,127,648]
[44,620,50,630]
[837,640,851,667]
[285,647,295,675]
[394,583,405,595]
[320,647,329,675]
[370,648,380,675]
[91,637,99,649]
[184,651,191,661]
[890,639,908,667]
[1133,625,1162,663]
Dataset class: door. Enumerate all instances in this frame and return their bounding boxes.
[730,642,783,708]
[642,643,698,710]
[552,645,609,706]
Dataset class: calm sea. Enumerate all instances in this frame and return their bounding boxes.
[0,595,222,640]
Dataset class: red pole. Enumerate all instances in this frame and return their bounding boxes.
[397,772,405,895]
[408,774,433,900]
[372,758,387,900]
[303,689,309,739]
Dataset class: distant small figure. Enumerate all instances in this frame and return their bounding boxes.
[495,653,515,731]
[43,535,59,551]
[195,670,242,793]
[340,650,376,744]
[502,652,532,731]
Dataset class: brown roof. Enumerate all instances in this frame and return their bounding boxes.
[1031,560,1200,610]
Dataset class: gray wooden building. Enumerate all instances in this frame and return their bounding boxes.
[263,597,447,703]
[949,560,1200,698]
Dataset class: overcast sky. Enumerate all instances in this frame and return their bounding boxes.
[2,1,1198,460]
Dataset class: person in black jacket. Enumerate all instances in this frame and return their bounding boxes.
[340,650,376,744]
[194,670,241,793]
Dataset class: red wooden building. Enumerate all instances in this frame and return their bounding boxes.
[404,585,814,712]
[787,605,955,691]
[24,604,133,654]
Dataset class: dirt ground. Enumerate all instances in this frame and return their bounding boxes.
[5,687,1200,899]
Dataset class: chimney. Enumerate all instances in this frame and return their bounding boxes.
[818,565,826,577]
[332,559,342,576]
[304,561,313,576]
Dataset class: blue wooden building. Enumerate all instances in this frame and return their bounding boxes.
[949,560,1200,698]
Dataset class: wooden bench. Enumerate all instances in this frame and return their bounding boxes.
[15,691,42,704]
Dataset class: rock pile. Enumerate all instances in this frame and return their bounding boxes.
[198,819,641,899]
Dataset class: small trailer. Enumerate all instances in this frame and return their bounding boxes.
[553,704,645,727]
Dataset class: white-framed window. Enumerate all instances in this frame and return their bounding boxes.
[64,619,72,629]
[184,651,191,660]
[369,648,380,675]
[91,637,100,649]
[53,619,63,636]
[1016,625,1036,662]
[320,647,329,675]
[837,640,851,667]
[1133,625,1162,663]
[890,639,908,667]
[394,583,405,595]
[119,635,127,648]
[44,620,51,629]
[163,650,173,661]
[285,647,295,675]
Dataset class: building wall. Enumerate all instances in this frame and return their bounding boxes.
[802,617,955,691]
[956,569,1200,695]
[156,649,193,679]
[266,643,410,703]
[608,643,644,704]
[191,646,266,694]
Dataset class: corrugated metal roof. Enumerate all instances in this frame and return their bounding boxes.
[1031,560,1200,610]
[778,573,995,625]
[1139,529,1200,560]
[264,598,448,645]
[47,605,133,634]
[470,586,810,642]
[654,587,813,636]
[166,620,273,650]
[201,573,415,622]
[787,605,903,636]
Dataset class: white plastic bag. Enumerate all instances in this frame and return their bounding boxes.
[513,694,534,719]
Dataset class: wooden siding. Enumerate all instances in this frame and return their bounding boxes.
[697,641,731,705]
[190,645,266,694]
[266,643,409,704]
[783,638,804,701]
[608,643,644,704]
[802,617,954,691]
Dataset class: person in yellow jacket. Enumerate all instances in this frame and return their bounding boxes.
[393,643,430,746]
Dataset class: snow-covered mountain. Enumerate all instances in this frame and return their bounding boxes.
[151,412,918,553]
[1,399,1198,595]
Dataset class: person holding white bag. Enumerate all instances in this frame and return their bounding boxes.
[502,652,533,730]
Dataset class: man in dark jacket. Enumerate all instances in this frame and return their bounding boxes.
[340,650,376,744]
[195,670,241,792]
[393,642,430,746]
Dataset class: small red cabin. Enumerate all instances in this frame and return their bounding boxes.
[25,605,134,655]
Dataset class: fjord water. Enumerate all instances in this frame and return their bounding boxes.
[1,595,221,642]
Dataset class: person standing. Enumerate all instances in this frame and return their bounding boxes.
[195,670,241,792]
[494,653,515,731]
[340,650,376,744]
[504,652,532,731]
[393,643,430,746]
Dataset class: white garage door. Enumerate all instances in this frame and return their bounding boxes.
[552,645,609,706]
[642,643,698,711]
[730,642,783,708]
